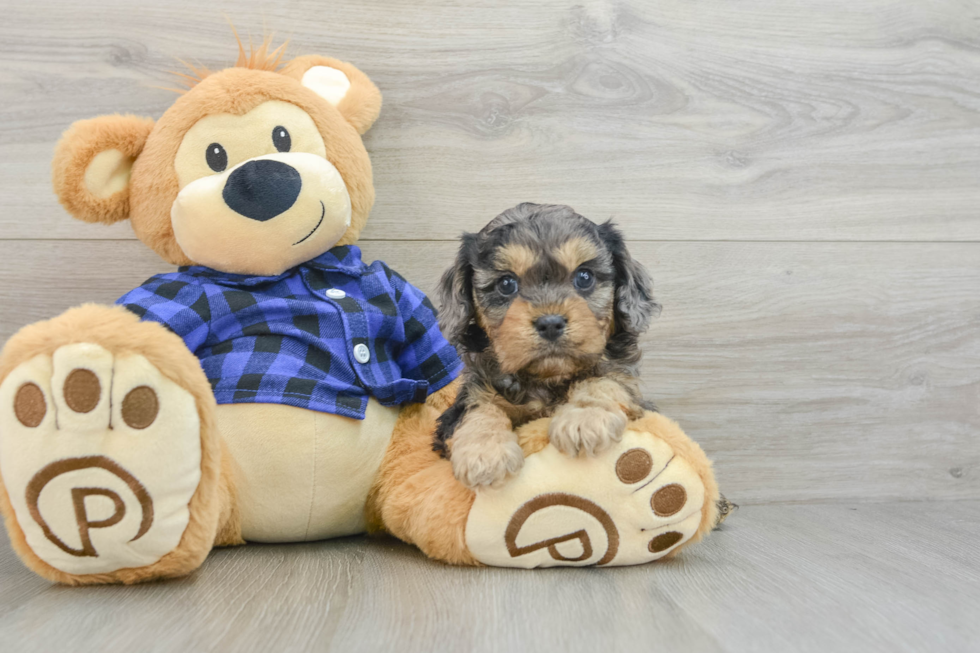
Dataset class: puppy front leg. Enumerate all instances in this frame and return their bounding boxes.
[449,403,524,489]
[549,376,644,457]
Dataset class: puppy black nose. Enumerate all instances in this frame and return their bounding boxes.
[534,315,567,342]
[222,159,302,222]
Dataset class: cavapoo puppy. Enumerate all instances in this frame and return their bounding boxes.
[435,202,661,489]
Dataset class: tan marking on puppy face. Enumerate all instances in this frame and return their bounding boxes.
[563,295,609,357]
[554,237,599,275]
[486,295,610,378]
[495,243,538,277]
[519,298,606,379]
[491,299,541,374]
[525,356,581,379]
[525,297,608,356]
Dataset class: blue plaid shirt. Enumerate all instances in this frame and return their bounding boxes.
[117,246,462,420]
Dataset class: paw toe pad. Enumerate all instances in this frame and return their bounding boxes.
[14,383,45,428]
[615,448,653,483]
[64,368,100,413]
[121,386,159,429]
[648,531,683,553]
[651,483,687,517]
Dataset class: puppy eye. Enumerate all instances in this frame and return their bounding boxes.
[272,126,291,152]
[573,268,595,291]
[496,275,519,296]
[205,143,227,172]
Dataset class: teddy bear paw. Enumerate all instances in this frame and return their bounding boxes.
[464,419,708,567]
[0,343,202,576]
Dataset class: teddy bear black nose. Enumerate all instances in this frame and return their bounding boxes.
[534,314,567,342]
[222,159,302,222]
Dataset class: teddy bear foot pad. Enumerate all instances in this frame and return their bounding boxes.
[0,343,202,576]
[465,427,705,568]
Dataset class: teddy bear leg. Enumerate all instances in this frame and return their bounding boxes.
[365,380,480,565]
[368,385,721,568]
[0,304,240,585]
[464,412,720,567]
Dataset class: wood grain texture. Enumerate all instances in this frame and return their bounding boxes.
[0,239,976,505]
[1,2,979,647]
[2,0,980,240]
[0,502,977,652]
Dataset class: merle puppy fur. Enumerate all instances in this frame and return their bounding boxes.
[434,203,661,489]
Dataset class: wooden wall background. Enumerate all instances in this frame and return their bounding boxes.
[1,0,978,506]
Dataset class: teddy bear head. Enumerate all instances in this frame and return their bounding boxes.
[52,42,382,276]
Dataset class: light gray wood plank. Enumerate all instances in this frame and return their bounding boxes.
[0,239,976,505]
[0,502,977,652]
[2,0,980,241]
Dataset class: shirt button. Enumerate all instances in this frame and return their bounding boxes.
[353,343,371,364]
[325,288,346,299]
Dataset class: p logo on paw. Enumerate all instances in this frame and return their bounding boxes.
[465,419,707,568]
[0,343,203,575]
[24,455,154,558]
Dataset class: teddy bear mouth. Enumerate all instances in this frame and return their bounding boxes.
[292,200,326,246]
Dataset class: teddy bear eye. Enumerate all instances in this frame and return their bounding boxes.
[205,143,227,172]
[272,126,291,153]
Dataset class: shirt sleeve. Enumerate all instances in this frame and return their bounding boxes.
[115,274,212,355]
[384,265,463,394]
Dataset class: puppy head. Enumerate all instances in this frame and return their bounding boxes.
[438,203,660,379]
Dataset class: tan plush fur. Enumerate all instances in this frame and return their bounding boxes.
[0,305,241,584]
[27,42,720,577]
[52,47,379,268]
[368,398,718,566]
[516,418,552,456]
[366,380,480,566]
[280,55,383,135]
[171,34,288,89]
[51,115,155,225]
[627,412,720,554]
[130,67,376,266]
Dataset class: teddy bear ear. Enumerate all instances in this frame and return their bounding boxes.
[279,55,382,135]
[52,114,155,224]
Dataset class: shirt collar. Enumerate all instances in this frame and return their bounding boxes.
[305,245,367,275]
[179,245,367,287]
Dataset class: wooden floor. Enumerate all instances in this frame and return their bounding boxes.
[0,502,977,653]
[1,0,979,651]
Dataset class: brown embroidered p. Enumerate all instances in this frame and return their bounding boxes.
[25,455,154,557]
[504,492,620,566]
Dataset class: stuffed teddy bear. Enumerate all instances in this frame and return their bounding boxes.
[0,40,721,584]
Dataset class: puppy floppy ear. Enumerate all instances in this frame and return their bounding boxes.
[52,114,155,224]
[438,233,487,351]
[598,221,661,335]
[279,55,382,135]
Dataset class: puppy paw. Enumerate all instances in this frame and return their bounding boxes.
[451,434,525,489]
[549,404,627,457]
[494,375,523,403]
